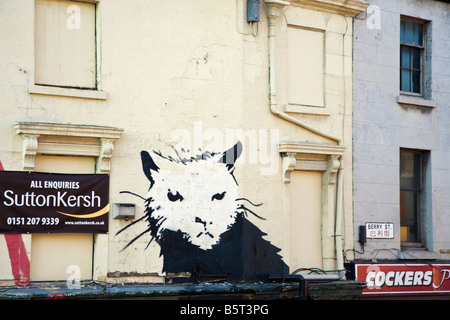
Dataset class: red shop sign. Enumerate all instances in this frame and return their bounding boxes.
[355,263,450,295]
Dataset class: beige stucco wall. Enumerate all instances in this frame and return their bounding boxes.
[0,0,366,283]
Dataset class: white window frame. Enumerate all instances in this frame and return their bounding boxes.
[397,16,435,109]
[30,0,106,100]
[399,148,432,252]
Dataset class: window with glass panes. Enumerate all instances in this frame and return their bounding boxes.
[400,19,424,94]
[400,149,428,245]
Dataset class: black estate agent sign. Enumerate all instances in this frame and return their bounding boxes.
[0,171,109,234]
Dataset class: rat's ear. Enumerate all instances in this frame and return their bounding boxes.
[141,150,159,187]
[217,141,242,172]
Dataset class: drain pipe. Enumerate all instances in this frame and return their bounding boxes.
[264,0,342,145]
[264,0,345,280]
[335,160,345,279]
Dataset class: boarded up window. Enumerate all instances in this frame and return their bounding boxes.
[287,26,324,107]
[35,0,96,89]
[30,155,96,281]
[289,171,323,271]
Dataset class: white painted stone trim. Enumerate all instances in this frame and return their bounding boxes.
[397,95,436,108]
[29,85,107,100]
[14,122,123,172]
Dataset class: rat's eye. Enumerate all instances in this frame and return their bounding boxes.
[167,189,184,202]
[211,192,226,201]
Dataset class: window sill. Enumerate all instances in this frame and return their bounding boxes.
[396,95,436,108]
[284,104,330,116]
[29,85,107,100]
[400,248,439,260]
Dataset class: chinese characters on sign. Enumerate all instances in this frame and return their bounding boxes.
[365,222,394,239]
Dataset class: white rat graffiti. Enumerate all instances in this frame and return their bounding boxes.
[117,141,286,280]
